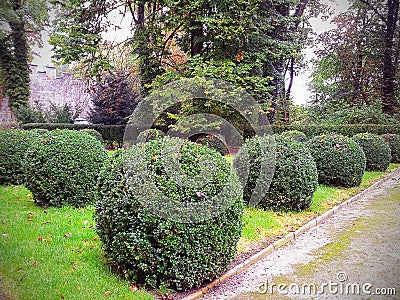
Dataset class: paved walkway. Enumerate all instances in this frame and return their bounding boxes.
[200,169,400,299]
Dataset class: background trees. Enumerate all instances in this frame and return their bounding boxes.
[50,0,321,124]
[309,0,399,123]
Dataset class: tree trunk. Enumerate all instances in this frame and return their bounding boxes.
[381,0,399,115]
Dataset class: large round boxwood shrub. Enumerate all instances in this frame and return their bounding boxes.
[382,134,400,163]
[352,133,391,171]
[95,137,244,291]
[280,130,308,143]
[308,134,366,187]
[235,135,317,211]
[0,129,39,185]
[25,129,108,207]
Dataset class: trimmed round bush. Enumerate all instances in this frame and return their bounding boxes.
[235,135,318,211]
[352,133,391,171]
[95,137,244,291]
[25,129,108,207]
[382,134,400,163]
[192,134,227,156]
[280,130,308,143]
[308,134,366,187]
[0,129,39,185]
[136,128,165,142]
[80,128,104,143]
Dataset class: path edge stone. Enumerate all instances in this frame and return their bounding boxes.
[181,167,400,300]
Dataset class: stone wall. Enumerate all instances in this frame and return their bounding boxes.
[0,64,91,124]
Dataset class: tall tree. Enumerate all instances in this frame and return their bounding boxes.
[359,0,400,115]
[89,71,141,125]
[0,0,48,112]
[310,0,400,117]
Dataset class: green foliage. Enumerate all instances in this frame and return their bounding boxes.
[280,130,308,142]
[192,134,227,156]
[261,135,318,211]
[0,130,39,185]
[13,101,79,124]
[136,128,165,143]
[0,0,48,113]
[24,129,108,207]
[21,123,125,146]
[352,133,391,171]
[382,134,400,163]
[271,124,400,138]
[95,138,244,291]
[234,135,276,205]
[80,128,104,143]
[308,134,366,187]
[89,71,141,125]
[307,106,400,126]
[236,135,318,211]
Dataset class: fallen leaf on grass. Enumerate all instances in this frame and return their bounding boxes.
[32,261,38,266]
[130,285,138,291]
[63,233,73,237]
[104,291,112,297]
[26,218,34,222]
[38,236,43,241]
[93,236,99,241]
[2,220,6,224]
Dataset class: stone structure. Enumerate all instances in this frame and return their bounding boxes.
[0,64,91,124]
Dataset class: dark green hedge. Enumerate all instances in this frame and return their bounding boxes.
[95,138,244,291]
[352,133,391,171]
[280,130,308,142]
[308,134,366,187]
[25,129,108,207]
[21,123,125,146]
[272,124,400,138]
[382,134,400,163]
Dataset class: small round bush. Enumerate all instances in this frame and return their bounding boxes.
[95,137,244,291]
[234,135,276,205]
[308,134,366,187]
[25,129,108,207]
[80,128,104,143]
[192,134,227,156]
[235,135,318,211]
[382,134,400,163]
[352,133,391,171]
[136,128,165,142]
[280,130,308,143]
[0,129,39,185]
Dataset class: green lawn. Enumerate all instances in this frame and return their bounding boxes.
[0,163,398,299]
[0,187,154,300]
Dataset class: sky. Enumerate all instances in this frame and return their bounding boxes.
[32,0,350,106]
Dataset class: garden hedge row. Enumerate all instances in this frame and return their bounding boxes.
[22,123,125,146]
[272,124,400,138]
[22,123,400,145]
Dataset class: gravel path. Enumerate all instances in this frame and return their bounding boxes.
[198,169,400,300]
